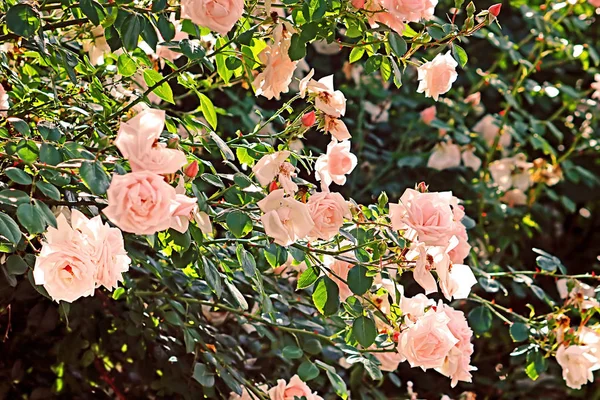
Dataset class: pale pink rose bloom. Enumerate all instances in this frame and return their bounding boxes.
[447,224,471,264]
[193,210,213,235]
[324,115,351,141]
[500,189,527,207]
[103,171,194,235]
[417,52,458,101]
[268,375,324,400]
[324,255,354,301]
[464,92,481,106]
[556,345,597,389]
[82,26,111,66]
[201,305,229,326]
[556,279,599,310]
[181,0,244,36]
[406,243,438,295]
[307,191,351,240]
[394,0,438,23]
[427,141,461,171]
[0,84,8,116]
[473,115,512,148]
[439,263,477,301]
[258,189,314,246]
[254,23,298,100]
[309,75,346,117]
[398,308,458,370]
[438,346,475,387]
[253,151,291,186]
[389,189,463,246]
[278,162,298,195]
[400,293,435,323]
[592,74,600,99]
[420,106,436,125]
[579,328,600,370]
[590,0,600,7]
[315,140,357,191]
[461,147,482,171]
[489,154,533,191]
[69,210,131,290]
[440,304,474,353]
[364,0,405,35]
[170,178,199,233]
[115,108,187,175]
[374,349,403,371]
[33,215,97,302]
[157,25,189,62]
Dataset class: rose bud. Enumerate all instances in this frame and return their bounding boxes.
[184,160,199,178]
[167,137,179,148]
[301,111,316,127]
[488,3,502,17]
[268,181,279,192]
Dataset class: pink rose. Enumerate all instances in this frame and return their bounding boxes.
[464,91,481,106]
[406,243,438,295]
[364,0,405,35]
[374,350,403,371]
[398,308,458,370]
[254,23,298,100]
[230,386,269,400]
[103,171,196,235]
[556,345,597,389]
[181,0,244,36]
[156,24,189,62]
[592,74,600,99]
[556,279,599,310]
[499,189,527,207]
[400,293,435,322]
[461,146,481,171]
[115,108,187,175]
[69,210,131,290]
[315,140,357,191]
[420,106,436,125]
[473,115,512,148]
[170,178,199,233]
[253,151,291,186]
[447,225,471,264]
[417,51,458,101]
[258,189,314,246]
[389,189,463,246]
[427,141,461,171]
[268,375,323,400]
[589,0,600,8]
[394,0,438,22]
[489,154,532,191]
[309,75,346,117]
[193,210,214,235]
[278,162,298,195]
[0,83,9,116]
[437,347,475,387]
[324,255,353,301]
[324,115,351,141]
[307,191,351,240]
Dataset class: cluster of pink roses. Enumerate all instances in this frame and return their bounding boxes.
[355,0,438,36]
[103,109,201,235]
[252,151,351,246]
[229,375,323,400]
[34,210,131,302]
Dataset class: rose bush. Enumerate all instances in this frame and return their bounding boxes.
[1,0,600,398]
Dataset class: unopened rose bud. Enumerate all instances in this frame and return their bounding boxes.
[301,111,316,127]
[268,181,279,192]
[488,3,502,17]
[167,137,179,149]
[184,160,199,178]
[416,181,429,193]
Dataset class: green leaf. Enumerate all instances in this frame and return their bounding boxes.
[16,140,39,163]
[316,361,349,399]
[353,316,377,347]
[282,346,304,360]
[117,53,137,77]
[288,34,307,61]
[9,118,30,136]
[468,306,492,335]
[179,39,206,60]
[202,257,222,297]
[152,0,168,12]
[298,360,320,381]
[143,69,174,104]
[525,349,547,381]
[347,265,373,296]
[40,143,62,165]
[17,203,44,234]
[33,199,57,229]
[6,254,29,275]
[157,15,175,41]
[297,265,319,289]
[365,55,383,74]
[6,4,40,37]
[389,33,407,57]
[209,132,234,160]
[192,363,215,387]
[5,168,32,185]
[80,161,110,195]
[36,181,60,201]
[200,173,224,188]
[112,287,126,300]
[0,189,29,207]
[303,338,322,355]
[196,92,217,129]
[510,323,529,342]
[80,0,102,26]
[236,245,257,277]
[452,44,468,68]
[349,47,365,64]
[121,13,142,51]
[226,211,252,238]
[0,212,22,244]
[312,276,340,316]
